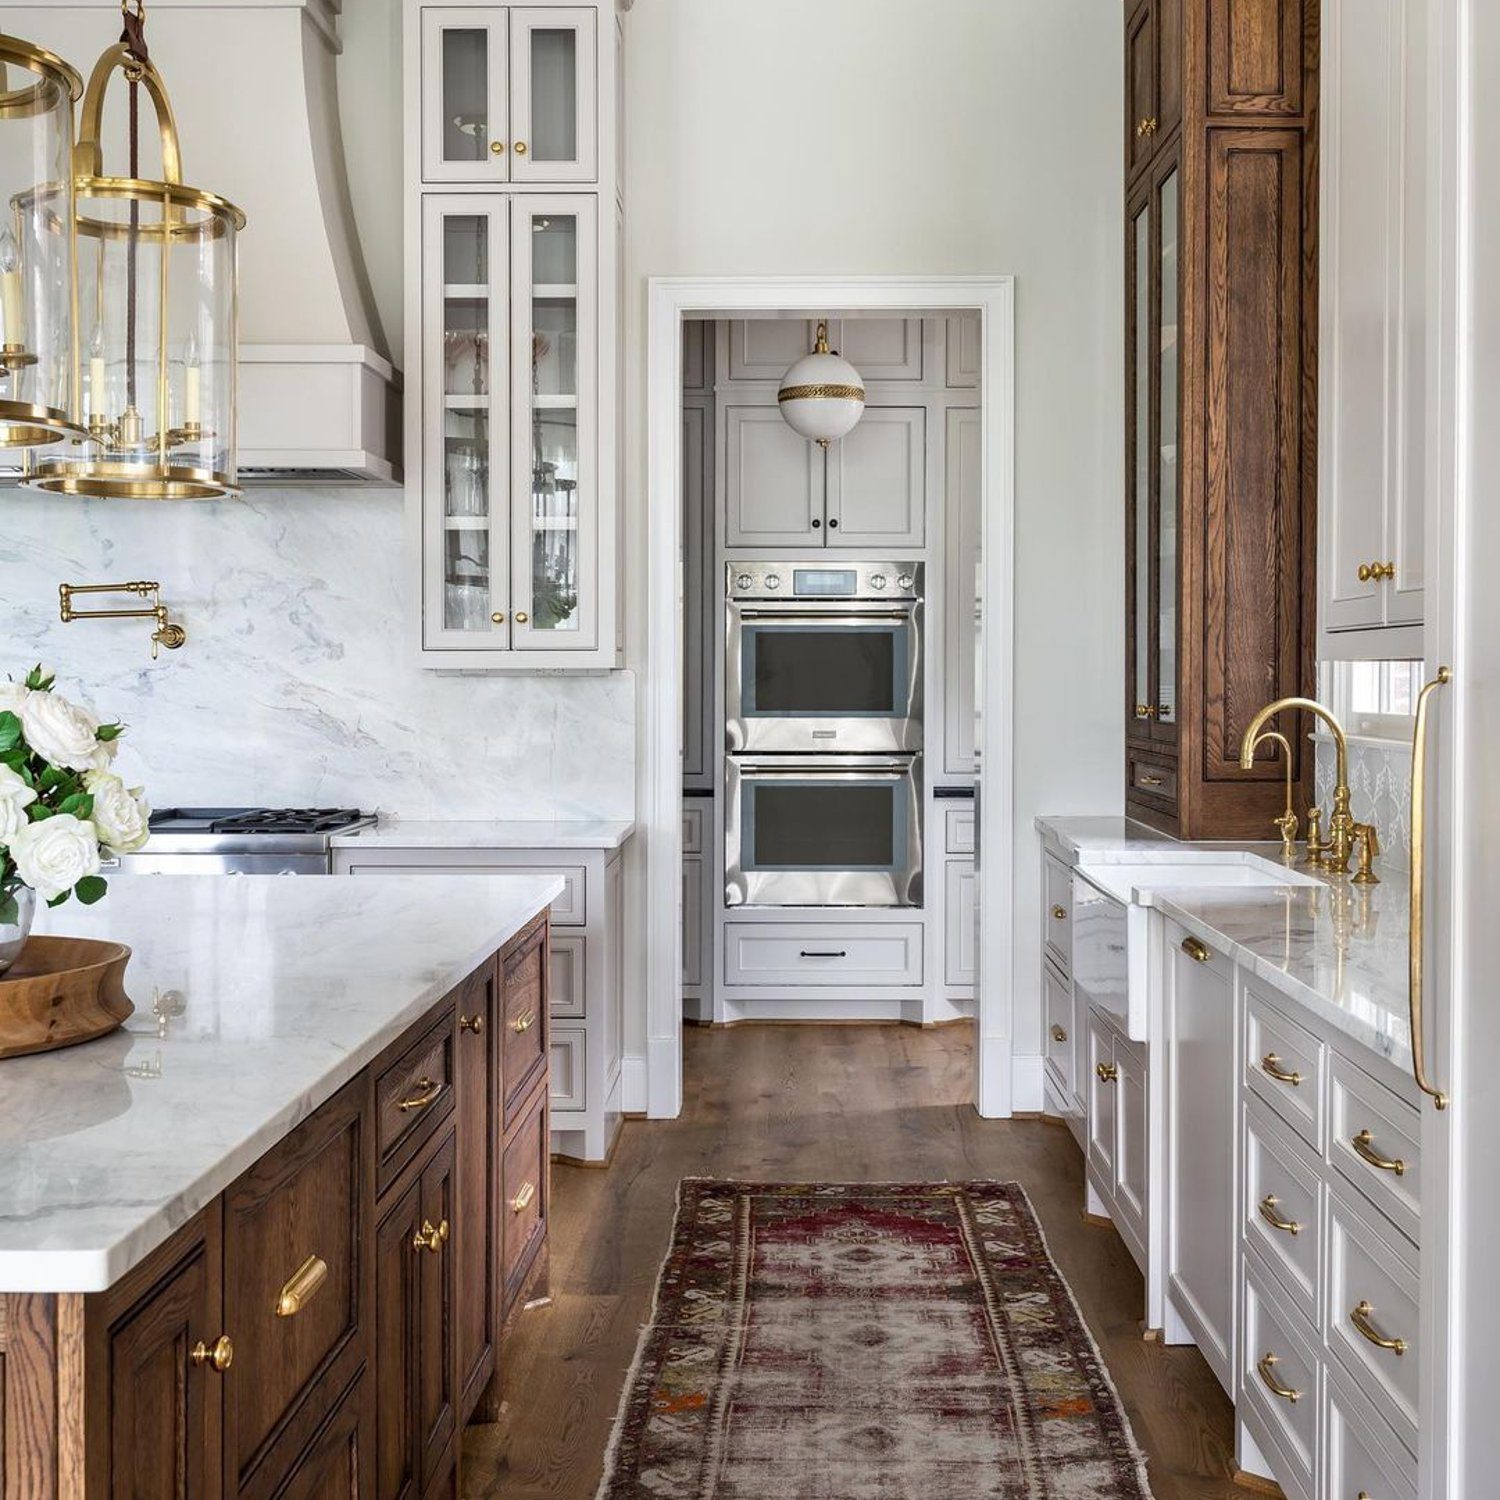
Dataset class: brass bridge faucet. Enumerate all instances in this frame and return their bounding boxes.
[1240,696,1355,873]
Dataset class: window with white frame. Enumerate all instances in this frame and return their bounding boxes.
[1320,659,1423,740]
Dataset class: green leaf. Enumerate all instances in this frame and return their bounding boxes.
[56,791,93,819]
[95,723,124,743]
[0,892,16,926]
[75,875,107,906]
[24,666,53,692]
[38,764,69,793]
[0,711,20,752]
[0,748,26,773]
[27,804,53,821]
[46,889,68,908]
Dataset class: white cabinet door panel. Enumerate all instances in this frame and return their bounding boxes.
[825,407,926,548]
[723,406,824,547]
[943,407,981,773]
[1113,1034,1149,1270]
[943,858,976,990]
[839,319,924,382]
[421,8,510,184]
[508,7,598,183]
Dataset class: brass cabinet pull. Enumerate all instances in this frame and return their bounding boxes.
[1050,1024,1068,1043]
[1257,1194,1301,1236]
[1409,669,1453,1109]
[191,1334,234,1373]
[1138,773,1165,788]
[1256,1352,1301,1403]
[396,1076,444,1112]
[1181,936,1211,963]
[510,1181,537,1214]
[1357,560,1396,582]
[1095,1061,1119,1083]
[459,1013,484,1035]
[275,1254,328,1318]
[489,140,505,155]
[1133,702,1155,718]
[510,1010,536,1034]
[1351,1128,1406,1177]
[412,1218,450,1254]
[514,610,529,623]
[1350,1300,1407,1356]
[1050,904,1067,920]
[513,140,528,155]
[1260,1052,1303,1086]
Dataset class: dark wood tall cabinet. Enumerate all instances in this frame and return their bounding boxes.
[1123,0,1318,838]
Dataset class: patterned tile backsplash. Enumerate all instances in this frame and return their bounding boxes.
[1315,735,1414,872]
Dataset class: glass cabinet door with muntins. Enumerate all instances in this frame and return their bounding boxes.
[1127,193,1153,744]
[421,9,510,182]
[511,197,597,649]
[1155,168,1179,735]
[509,8,598,182]
[424,198,510,650]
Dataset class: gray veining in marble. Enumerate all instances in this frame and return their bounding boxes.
[0,872,562,1292]
[0,486,635,820]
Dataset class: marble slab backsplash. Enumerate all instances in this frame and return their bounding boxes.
[1315,734,1413,872]
[0,486,635,820]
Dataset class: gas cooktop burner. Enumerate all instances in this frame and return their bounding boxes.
[207,808,366,835]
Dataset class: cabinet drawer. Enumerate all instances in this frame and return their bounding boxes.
[375,1008,456,1193]
[1043,854,1072,975]
[1325,1373,1418,1500]
[501,919,548,1126]
[500,1080,549,1308]
[550,1027,586,1112]
[1243,1099,1321,1330]
[1327,1185,1419,1454]
[944,803,975,854]
[1044,960,1074,1099]
[223,1078,372,1499]
[1128,750,1177,804]
[1245,987,1324,1149]
[1241,1252,1320,1500]
[1328,1052,1421,1247]
[549,935,586,1018]
[723,921,924,987]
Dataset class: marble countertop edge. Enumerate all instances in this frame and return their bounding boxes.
[333,818,636,851]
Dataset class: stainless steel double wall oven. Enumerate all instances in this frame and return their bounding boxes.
[725,561,923,908]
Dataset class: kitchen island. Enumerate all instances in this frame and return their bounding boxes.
[0,871,563,1499]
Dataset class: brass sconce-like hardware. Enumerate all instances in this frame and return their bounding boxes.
[58,581,185,658]
[1408,668,1452,1109]
[275,1255,328,1319]
[190,1334,234,1372]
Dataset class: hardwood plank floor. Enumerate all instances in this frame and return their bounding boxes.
[461,1023,1259,1498]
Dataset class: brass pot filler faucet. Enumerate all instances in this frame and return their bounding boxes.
[58,581,186,659]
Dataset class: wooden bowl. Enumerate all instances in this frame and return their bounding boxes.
[0,936,135,1060]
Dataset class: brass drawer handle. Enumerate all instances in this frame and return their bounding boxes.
[275,1254,328,1318]
[1181,936,1211,963]
[1350,1300,1406,1355]
[1261,1052,1303,1086]
[1352,1128,1406,1176]
[1257,1194,1301,1237]
[511,1181,537,1214]
[510,1010,536,1034]
[1138,773,1165,788]
[1256,1351,1301,1403]
[191,1334,234,1373]
[412,1218,450,1254]
[1096,1061,1119,1083]
[1050,1024,1068,1043]
[396,1076,445,1112]
[1050,904,1067,921]
[459,1012,484,1035]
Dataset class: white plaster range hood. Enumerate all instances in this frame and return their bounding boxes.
[2,0,401,484]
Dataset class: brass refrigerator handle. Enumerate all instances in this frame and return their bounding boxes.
[1409,668,1452,1110]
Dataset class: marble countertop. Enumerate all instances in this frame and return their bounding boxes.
[1037,814,1413,1074]
[0,872,564,1293]
[333,818,636,851]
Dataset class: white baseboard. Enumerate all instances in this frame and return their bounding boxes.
[621,1053,648,1114]
[1011,1053,1045,1113]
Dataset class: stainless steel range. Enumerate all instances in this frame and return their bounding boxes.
[113,808,377,875]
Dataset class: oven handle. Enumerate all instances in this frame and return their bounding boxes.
[736,764,913,779]
[734,608,915,624]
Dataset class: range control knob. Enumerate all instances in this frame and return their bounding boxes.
[735,572,754,590]
[870,573,888,590]
[764,573,782,590]
[896,572,914,590]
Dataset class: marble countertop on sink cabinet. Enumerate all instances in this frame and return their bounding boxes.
[332,818,636,851]
[1036,814,1415,1075]
[0,871,564,1293]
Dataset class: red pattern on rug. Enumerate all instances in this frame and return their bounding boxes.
[596,1181,1153,1499]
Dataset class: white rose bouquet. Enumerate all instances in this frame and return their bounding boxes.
[0,665,149,927]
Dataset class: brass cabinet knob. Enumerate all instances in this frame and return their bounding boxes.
[514,610,529,624]
[491,611,506,624]
[459,1013,484,1034]
[1050,1024,1068,1043]
[513,140,528,155]
[191,1334,234,1373]
[412,1218,450,1254]
[510,1181,537,1213]
[1095,1061,1119,1083]
[1358,560,1396,582]
[1050,904,1067,921]
[1133,703,1154,719]
[510,1010,536,1034]
[490,140,506,155]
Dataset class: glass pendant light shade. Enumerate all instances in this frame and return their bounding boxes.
[0,36,84,448]
[777,320,865,447]
[27,42,245,499]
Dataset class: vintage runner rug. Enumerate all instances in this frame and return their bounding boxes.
[596,1181,1153,1499]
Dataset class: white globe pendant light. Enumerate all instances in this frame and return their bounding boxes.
[777,320,865,447]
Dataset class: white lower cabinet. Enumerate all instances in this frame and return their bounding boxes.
[1085,1004,1148,1275]
[1241,1249,1321,1500]
[681,801,712,1022]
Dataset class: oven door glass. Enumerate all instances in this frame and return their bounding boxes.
[726,605,923,752]
[726,755,923,908]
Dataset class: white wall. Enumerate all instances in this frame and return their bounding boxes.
[620,0,1126,1078]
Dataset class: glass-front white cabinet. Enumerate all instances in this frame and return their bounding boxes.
[420,6,597,184]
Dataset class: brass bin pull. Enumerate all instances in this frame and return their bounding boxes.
[1409,668,1453,1109]
[1256,1352,1301,1403]
[396,1077,445,1113]
[412,1218,450,1254]
[275,1254,329,1318]
[1257,1195,1301,1236]
[510,1011,536,1035]
[1352,1129,1406,1177]
[511,1181,537,1214]
[1261,1052,1303,1086]
[1181,936,1211,964]
[1095,1061,1119,1083]
[1350,1300,1407,1356]
[191,1334,234,1373]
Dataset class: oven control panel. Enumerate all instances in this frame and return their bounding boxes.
[727,561,923,601]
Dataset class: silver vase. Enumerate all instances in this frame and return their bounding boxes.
[0,886,36,975]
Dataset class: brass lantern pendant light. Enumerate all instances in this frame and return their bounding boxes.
[0,35,84,449]
[27,2,246,499]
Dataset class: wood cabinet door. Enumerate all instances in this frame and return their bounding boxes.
[416,1135,459,1493]
[374,1175,422,1500]
[85,1207,224,1500]
[223,1078,372,1500]
[454,962,499,1420]
[273,1371,375,1500]
[1155,0,1181,140]
[1125,184,1155,745]
[824,406,926,549]
[500,917,549,1126]
[1126,0,1156,177]
[500,1082,550,1313]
